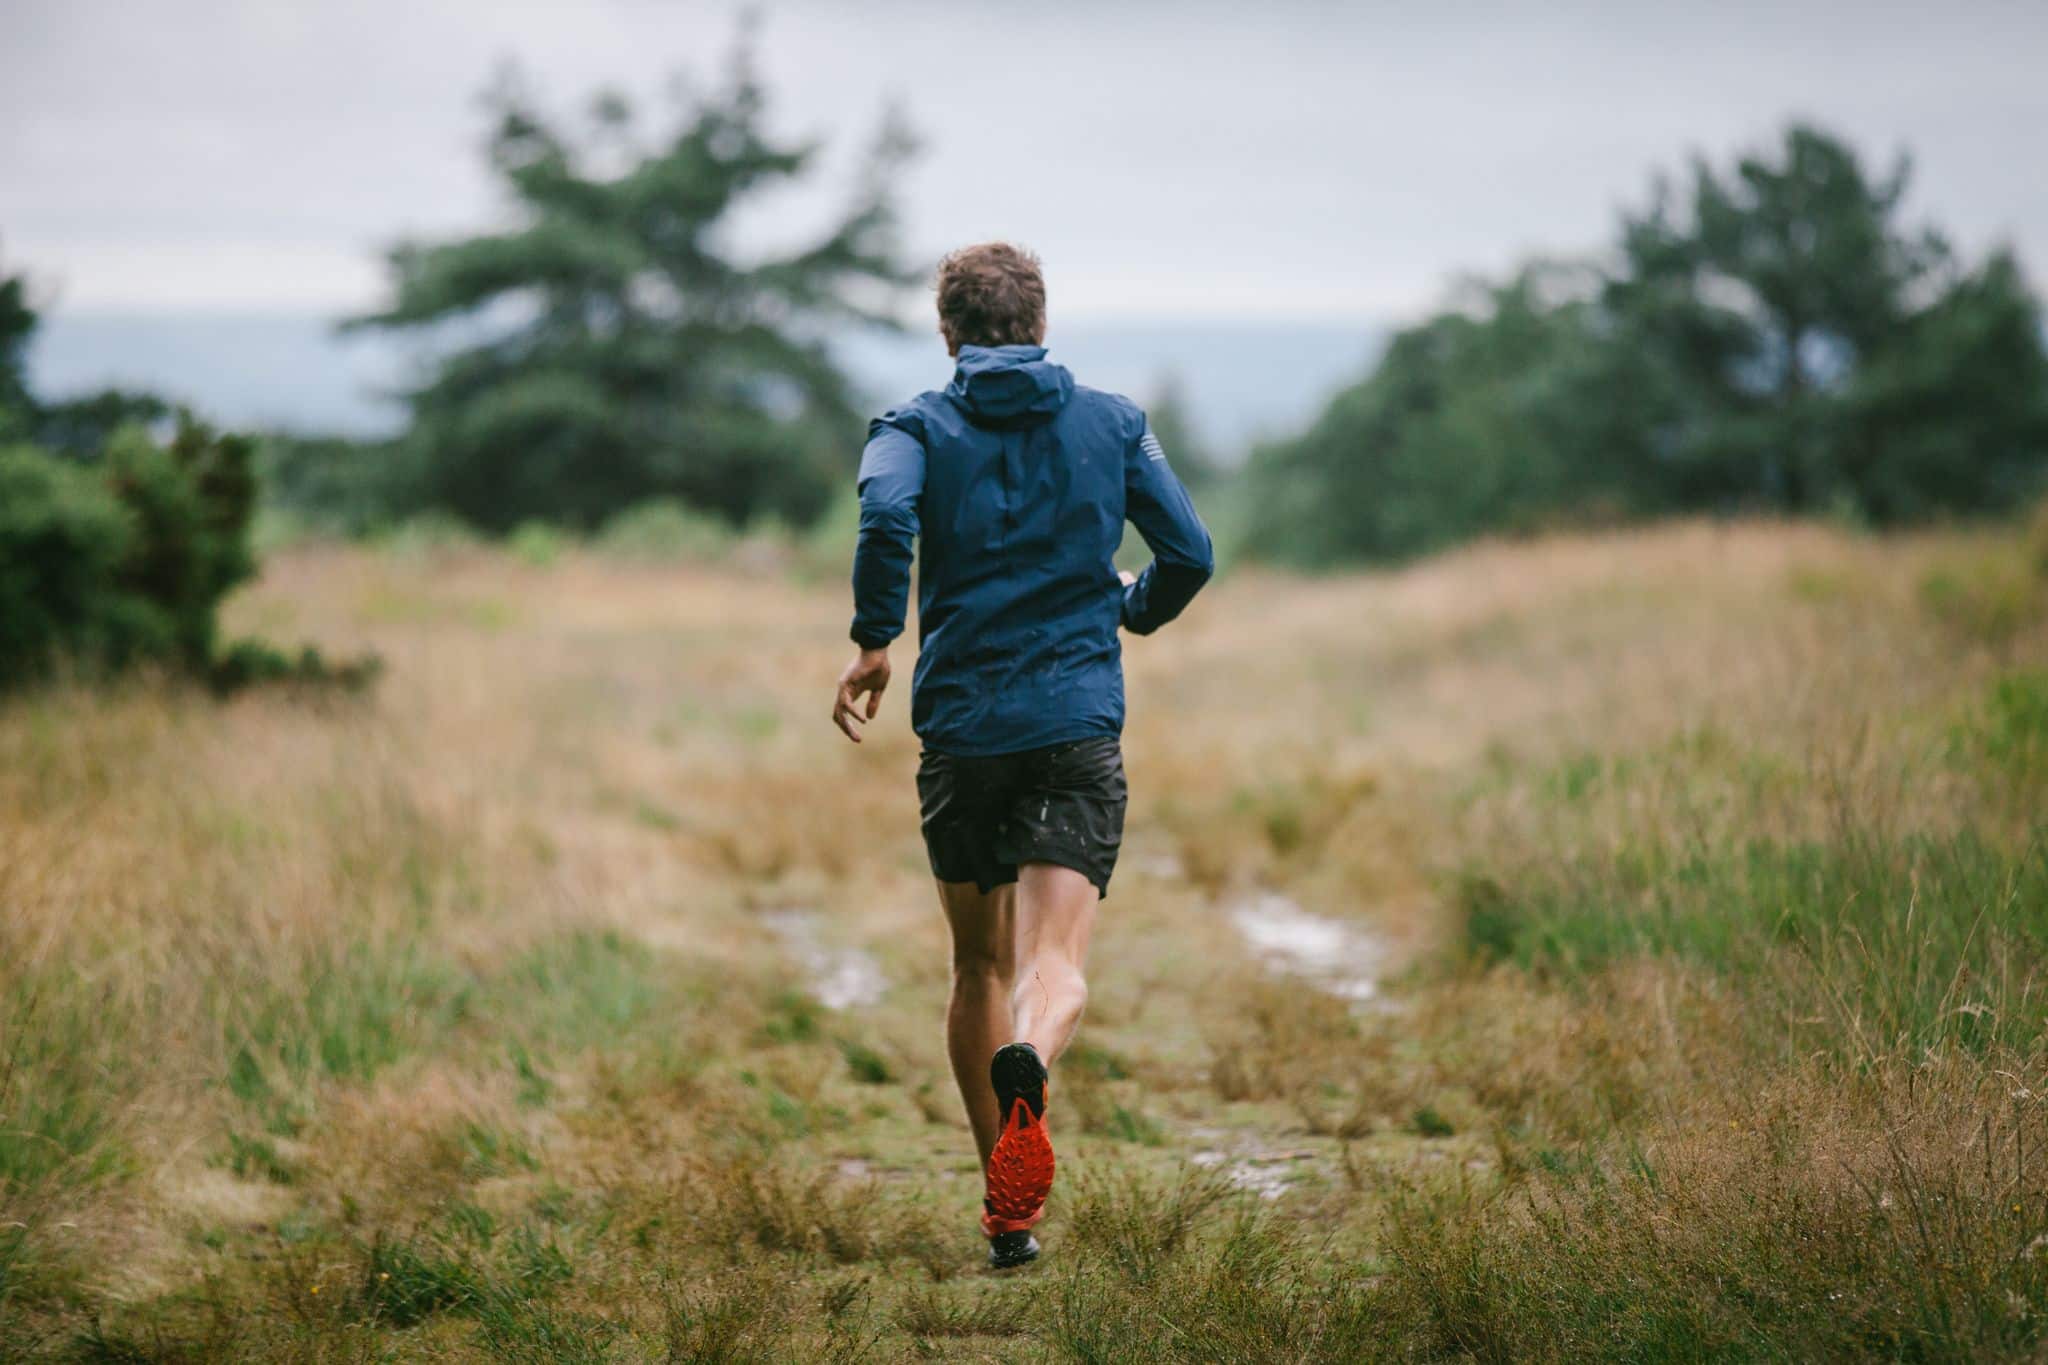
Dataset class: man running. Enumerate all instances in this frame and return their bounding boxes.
[831,242,1214,1269]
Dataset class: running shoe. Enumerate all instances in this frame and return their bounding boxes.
[986,1224,1040,1270]
[982,1041,1053,1243]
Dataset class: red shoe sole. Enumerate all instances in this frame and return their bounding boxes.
[984,1093,1054,1233]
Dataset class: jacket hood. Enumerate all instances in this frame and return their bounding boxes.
[945,344,1074,428]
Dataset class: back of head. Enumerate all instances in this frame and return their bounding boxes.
[934,242,1070,428]
[936,242,1046,355]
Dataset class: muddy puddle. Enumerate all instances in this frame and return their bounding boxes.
[763,909,887,1010]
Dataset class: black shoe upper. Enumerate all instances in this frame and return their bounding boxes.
[987,1229,1040,1269]
[990,1041,1048,1121]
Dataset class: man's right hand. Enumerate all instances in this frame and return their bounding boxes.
[832,647,891,743]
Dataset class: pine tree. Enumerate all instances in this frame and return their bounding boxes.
[350,47,918,532]
[0,264,38,442]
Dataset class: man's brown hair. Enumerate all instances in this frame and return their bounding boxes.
[935,242,1046,354]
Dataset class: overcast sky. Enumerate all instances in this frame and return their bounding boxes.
[5,0,2048,325]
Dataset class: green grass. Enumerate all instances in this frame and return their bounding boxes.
[0,988,130,1196]
[222,942,475,1117]
[1461,829,2048,1049]
[487,929,665,1051]
[1375,1096,2048,1363]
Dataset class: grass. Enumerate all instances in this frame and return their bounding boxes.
[1,514,2046,1357]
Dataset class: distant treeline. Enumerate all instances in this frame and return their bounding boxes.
[1243,125,2048,565]
[16,87,2048,588]
[275,117,2048,568]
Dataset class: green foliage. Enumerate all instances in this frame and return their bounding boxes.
[2,261,176,455]
[1248,265,1637,563]
[1410,1105,1456,1138]
[1615,128,2048,521]
[34,388,171,459]
[100,420,259,666]
[208,639,384,696]
[224,943,474,1114]
[377,508,485,562]
[0,444,138,686]
[835,1036,892,1085]
[489,930,661,1050]
[256,433,426,538]
[1143,374,1222,488]
[0,421,274,688]
[1250,124,2048,565]
[596,497,738,561]
[0,268,373,693]
[507,520,568,567]
[1918,553,2041,649]
[349,48,917,533]
[0,266,35,441]
[1376,1119,2048,1363]
[223,1131,301,1185]
[1951,669,2048,789]
[358,1233,492,1327]
[1458,813,2048,1056]
[0,978,131,1194]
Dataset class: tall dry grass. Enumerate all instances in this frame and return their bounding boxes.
[0,515,2044,1358]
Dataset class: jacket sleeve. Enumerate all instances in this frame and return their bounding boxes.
[849,419,924,649]
[1120,414,1215,636]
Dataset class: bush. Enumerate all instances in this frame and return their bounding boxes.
[0,420,374,693]
[508,521,568,568]
[2030,495,2048,578]
[1918,554,2041,650]
[380,510,483,561]
[0,444,138,687]
[595,499,736,562]
[209,640,383,696]
[100,420,260,668]
[257,433,426,538]
[1,420,259,686]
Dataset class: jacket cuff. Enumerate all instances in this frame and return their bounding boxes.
[849,625,895,651]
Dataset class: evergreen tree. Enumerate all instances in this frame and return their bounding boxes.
[351,49,918,532]
[1608,124,2048,519]
[1247,124,2048,565]
[0,264,38,442]
[1246,265,1640,564]
[1142,374,1222,488]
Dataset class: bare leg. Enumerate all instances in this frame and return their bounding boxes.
[936,879,1015,1168]
[1011,863,1099,1065]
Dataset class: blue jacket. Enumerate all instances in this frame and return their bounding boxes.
[850,343,1214,756]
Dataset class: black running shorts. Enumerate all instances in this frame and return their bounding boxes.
[916,736,1128,898]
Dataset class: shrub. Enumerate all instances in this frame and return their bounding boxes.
[0,444,137,687]
[595,499,736,562]
[1919,554,2041,650]
[0,419,260,685]
[256,433,425,538]
[208,639,383,696]
[100,420,259,668]
[379,509,484,561]
[0,420,373,692]
[1951,668,2048,793]
[508,520,569,568]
